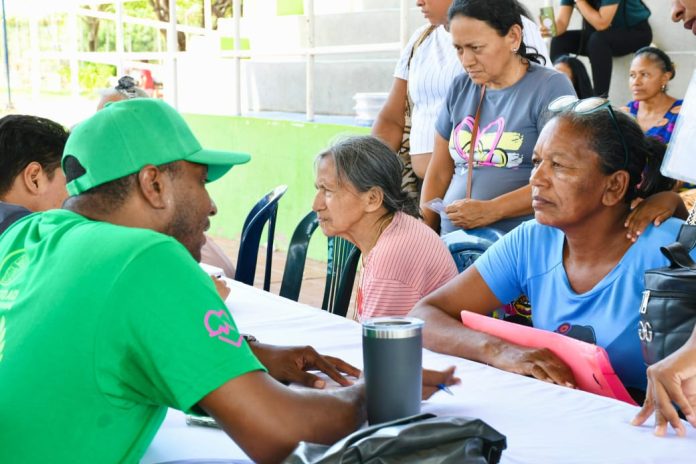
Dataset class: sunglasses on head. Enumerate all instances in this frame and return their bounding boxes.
[547,96,630,169]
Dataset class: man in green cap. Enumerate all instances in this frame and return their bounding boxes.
[0,98,366,463]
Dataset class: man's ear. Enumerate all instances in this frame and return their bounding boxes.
[137,165,171,209]
[21,162,44,195]
[363,186,385,213]
[602,170,630,206]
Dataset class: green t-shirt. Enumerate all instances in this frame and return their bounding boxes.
[560,0,650,28]
[0,210,264,463]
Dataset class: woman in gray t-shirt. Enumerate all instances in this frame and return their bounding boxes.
[421,0,575,235]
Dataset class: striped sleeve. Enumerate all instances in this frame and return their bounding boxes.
[358,213,458,320]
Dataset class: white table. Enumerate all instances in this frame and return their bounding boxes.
[143,280,696,464]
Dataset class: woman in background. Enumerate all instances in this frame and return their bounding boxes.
[554,55,594,99]
[547,0,652,97]
[621,46,681,145]
[372,0,550,187]
[421,0,574,235]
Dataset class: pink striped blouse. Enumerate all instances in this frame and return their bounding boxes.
[356,212,458,321]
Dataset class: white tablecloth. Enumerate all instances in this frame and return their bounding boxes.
[143,280,696,464]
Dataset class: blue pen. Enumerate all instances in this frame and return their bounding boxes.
[437,383,454,395]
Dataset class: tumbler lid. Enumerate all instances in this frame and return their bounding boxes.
[362,317,424,339]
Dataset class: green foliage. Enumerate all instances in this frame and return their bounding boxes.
[277,0,304,16]
[78,62,116,93]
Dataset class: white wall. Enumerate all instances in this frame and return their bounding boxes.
[181,1,696,116]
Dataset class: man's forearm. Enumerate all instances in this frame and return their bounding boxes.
[296,383,367,444]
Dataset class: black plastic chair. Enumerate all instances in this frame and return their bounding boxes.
[234,185,288,291]
[441,227,504,273]
[279,211,361,318]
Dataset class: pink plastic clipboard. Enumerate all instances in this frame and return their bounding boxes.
[460,311,637,405]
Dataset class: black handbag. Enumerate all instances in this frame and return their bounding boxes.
[640,223,696,365]
[282,413,507,464]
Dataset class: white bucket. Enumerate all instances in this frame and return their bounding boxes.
[353,92,388,126]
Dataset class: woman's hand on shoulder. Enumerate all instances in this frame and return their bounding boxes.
[625,192,686,242]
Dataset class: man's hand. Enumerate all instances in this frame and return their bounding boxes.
[422,366,460,400]
[445,199,500,229]
[492,344,576,388]
[249,343,361,389]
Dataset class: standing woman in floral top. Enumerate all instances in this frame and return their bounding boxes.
[621,46,682,145]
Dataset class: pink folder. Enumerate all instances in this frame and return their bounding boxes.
[460,310,637,405]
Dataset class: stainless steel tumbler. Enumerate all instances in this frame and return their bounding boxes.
[362,317,424,424]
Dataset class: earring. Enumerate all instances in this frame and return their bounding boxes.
[661,84,667,92]
[512,47,518,53]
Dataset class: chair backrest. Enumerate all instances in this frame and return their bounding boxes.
[441,227,504,273]
[235,185,288,290]
[279,211,320,301]
[322,237,360,318]
[279,211,361,317]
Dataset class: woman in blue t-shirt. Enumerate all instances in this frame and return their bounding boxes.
[545,0,652,97]
[412,97,690,400]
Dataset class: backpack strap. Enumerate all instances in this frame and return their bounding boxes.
[661,242,696,270]
[405,25,438,117]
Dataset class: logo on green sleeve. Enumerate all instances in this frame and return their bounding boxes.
[0,249,27,311]
[204,309,243,347]
[0,316,5,363]
[0,249,28,287]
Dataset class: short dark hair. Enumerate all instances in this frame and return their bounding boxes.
[63,155,180,214]
[317,136,419,218]
[554,108,673,203]
[634,46,676,81]
[0,114,68,196]
[448,0,546,65]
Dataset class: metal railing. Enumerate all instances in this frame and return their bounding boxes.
[26,0,411,121]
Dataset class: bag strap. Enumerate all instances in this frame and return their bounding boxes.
[334,413,435,449]
[404,25,437,118]
[674,202,696,250]
[677,223,696,251]
[686,204,696,226]
[660,242,696,270]
[466,85,487,200]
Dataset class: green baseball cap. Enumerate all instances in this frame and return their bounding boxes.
[63,98,250,196]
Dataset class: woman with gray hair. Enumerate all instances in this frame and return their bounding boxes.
[313,135,458,321]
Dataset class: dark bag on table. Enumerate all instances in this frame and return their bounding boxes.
[283,413,506,464]
[640,223,696,365]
